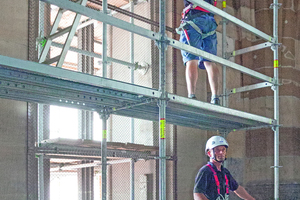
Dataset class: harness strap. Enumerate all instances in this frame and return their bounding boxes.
[225,173,229,194]
[207,164,221,195]
[176,20,216,39]
[206,164,229,196]
[183,0,217,17]
[177,0,217,38]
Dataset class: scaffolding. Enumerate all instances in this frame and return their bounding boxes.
[0,0,280,199]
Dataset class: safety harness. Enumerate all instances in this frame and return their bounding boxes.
[206,164,229,200]
[176,0,217,40]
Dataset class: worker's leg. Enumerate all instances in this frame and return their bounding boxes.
[186,60,198,98]
[204,61,220,104]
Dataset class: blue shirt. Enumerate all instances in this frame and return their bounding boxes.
[194,162,239,199]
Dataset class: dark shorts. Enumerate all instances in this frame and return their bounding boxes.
[179,14,218,69]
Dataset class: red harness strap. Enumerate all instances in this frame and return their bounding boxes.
[194,0,217,13]
[182,1,217,18]
[206,164,229,196]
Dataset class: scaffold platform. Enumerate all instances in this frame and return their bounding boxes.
[0,55,275,132]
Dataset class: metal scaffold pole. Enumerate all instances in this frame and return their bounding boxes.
[130,1,135,199]
[222,0,227,107]
[100,112,109,200]
[102,1,108,198]
[158,1,167,200]
[102,0,108,78]
[272,0,280,199]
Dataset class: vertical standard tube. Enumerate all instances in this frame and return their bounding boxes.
[158,1,167,200]
[130,2,135,200]
[102,0,108,78]
[221,0,227,107]
[273,0,280,199]
[101,114,108,200]
[102,1,108,198]
[37,105,45,200]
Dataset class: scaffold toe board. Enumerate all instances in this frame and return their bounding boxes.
[0,55,275,132]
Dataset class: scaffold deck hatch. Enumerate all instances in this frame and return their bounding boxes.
[0,55,275,133]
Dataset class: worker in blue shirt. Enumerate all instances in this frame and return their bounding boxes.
[178,0,220,104]
[194,136,256,200]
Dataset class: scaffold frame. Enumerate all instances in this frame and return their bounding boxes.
[0,0,280,199]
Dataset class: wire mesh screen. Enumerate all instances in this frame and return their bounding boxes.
[28,0,177,199]
[31,102,175,199]
[37,158,162,200]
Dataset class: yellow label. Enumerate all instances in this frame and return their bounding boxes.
[103,130,107,139]
[232,51,236,56]
[160,119,166,139]
[232,88,236,94]
[222,1,226,8]
[274,60,278,68]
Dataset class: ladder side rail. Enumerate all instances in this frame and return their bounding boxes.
[39,8,65,63]
[56,0,88,68]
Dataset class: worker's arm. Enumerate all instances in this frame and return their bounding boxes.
[234,185,255,200]
[194,193,209,200]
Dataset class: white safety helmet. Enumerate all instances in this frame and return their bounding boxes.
[205,136,229,154]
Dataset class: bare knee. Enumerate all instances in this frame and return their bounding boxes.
[204,62,219,75]
[186,60,198,69]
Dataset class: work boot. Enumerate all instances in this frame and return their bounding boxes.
[211,97,220,105]
[188,94,197,100]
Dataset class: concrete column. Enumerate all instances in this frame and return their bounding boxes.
[0,0,29,199]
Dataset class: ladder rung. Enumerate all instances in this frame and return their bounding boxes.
[47,26,72,40]
[42,56,60,65]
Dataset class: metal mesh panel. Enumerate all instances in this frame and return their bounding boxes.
[109,115,157,146]
[109,160,158,200]
[31,103,166,199]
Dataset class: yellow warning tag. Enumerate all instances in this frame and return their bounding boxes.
[103,130,107,139]
[222,1,226,8]
[274,60,278,68]
[160,118,166,139]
